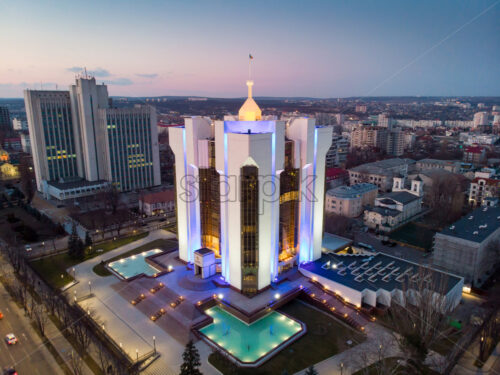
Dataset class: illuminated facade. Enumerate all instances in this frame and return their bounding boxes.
[25,77,160,199]
[101,107,160,191]
[170,80,332,295]
[24,90,81,192]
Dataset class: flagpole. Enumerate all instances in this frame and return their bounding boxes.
[248,56,252,81]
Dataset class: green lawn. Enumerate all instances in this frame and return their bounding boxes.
[30,232,149,289]
[208,299,366,375]
[430,329,462,356]
[389,222,435,251]
[92,238,178,276]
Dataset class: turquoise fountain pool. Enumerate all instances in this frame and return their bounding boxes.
[108,249,162,279]
[199,306,304,364]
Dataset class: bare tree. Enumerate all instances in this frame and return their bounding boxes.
[96,340,113,374]
[105,186,120,214]
[324,213,352,238]
[388,266,455,373]
[353,334,402,375]
[32,303,48,336]
[68,350,84,375]
[428,174,465,227]
[70,316,92,354]
[19,155,35,203]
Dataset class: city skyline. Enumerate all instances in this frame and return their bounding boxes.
[1,0,499,98]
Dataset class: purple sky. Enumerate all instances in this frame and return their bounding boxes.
[1,0,499,98]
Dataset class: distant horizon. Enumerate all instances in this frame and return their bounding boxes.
[1,92,500,101]
[1,0,499,98]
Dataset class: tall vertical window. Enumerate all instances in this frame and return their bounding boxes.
[199,165,220,254]
[279,140,299,270]
[241,165,259,295]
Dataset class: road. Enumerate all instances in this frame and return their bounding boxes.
[354,231,432,264]
[0,281,64,375]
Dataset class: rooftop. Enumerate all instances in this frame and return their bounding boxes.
[322,233,353,252]
[48,179,109,190]
[194,248,214,256]
[378,191,420,205]
[327,183,377,199]
[471,177,500,186]
[368,206,401,217]
[325,167,349,180]
[439,206,500,243]
[350,158,415,175]
[301,252,462,294]
[140,189,175,204]
[465,146,486,154]
[417,158,460,166]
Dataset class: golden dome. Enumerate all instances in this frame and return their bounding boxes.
[238,80,261,121]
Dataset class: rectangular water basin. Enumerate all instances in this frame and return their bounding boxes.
[199,306,304,365]
[108,249,162,279]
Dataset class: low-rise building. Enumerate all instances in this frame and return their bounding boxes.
[415,159,461,173]
[139,189,175,216]
[433,206,500,286]
[325,167,349,189]
[348,158,415,192]
[463,146,487,165]
[43,179,110,200]
[300,251,463,310]
[364,177,423,232]
[325,183,378,218]
[469,177,500,207]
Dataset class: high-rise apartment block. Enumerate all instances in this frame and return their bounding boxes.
[378,113,393,129]
[325,134,349,168]
[350,123,406,156]
[473,111,489,127]
[0,106,10,129]
[12,118,28,131]
[170,80,332,295]
[25,76,160,200]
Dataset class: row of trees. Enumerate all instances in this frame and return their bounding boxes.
[1,244,133,375]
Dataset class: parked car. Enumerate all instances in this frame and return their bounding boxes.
[3,368,18,375]
[24,245,32,252]
[5,334,18,345]
[0,311,4,319]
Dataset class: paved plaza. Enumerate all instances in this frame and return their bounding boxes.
[66,229,403,374]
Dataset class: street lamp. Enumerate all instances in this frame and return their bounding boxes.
[153,336,156,355]
[340,362,344,375]
[72,267,76,278]
[136,349,139,362]
[88,281,92,294]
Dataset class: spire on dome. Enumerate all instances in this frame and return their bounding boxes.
[239,80,262,121]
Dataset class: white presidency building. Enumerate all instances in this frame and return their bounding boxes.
[170,80,332,295]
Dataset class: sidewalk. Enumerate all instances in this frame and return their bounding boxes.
[453,339,500,375]
[44,316,94,375]
[0,256,93,375]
